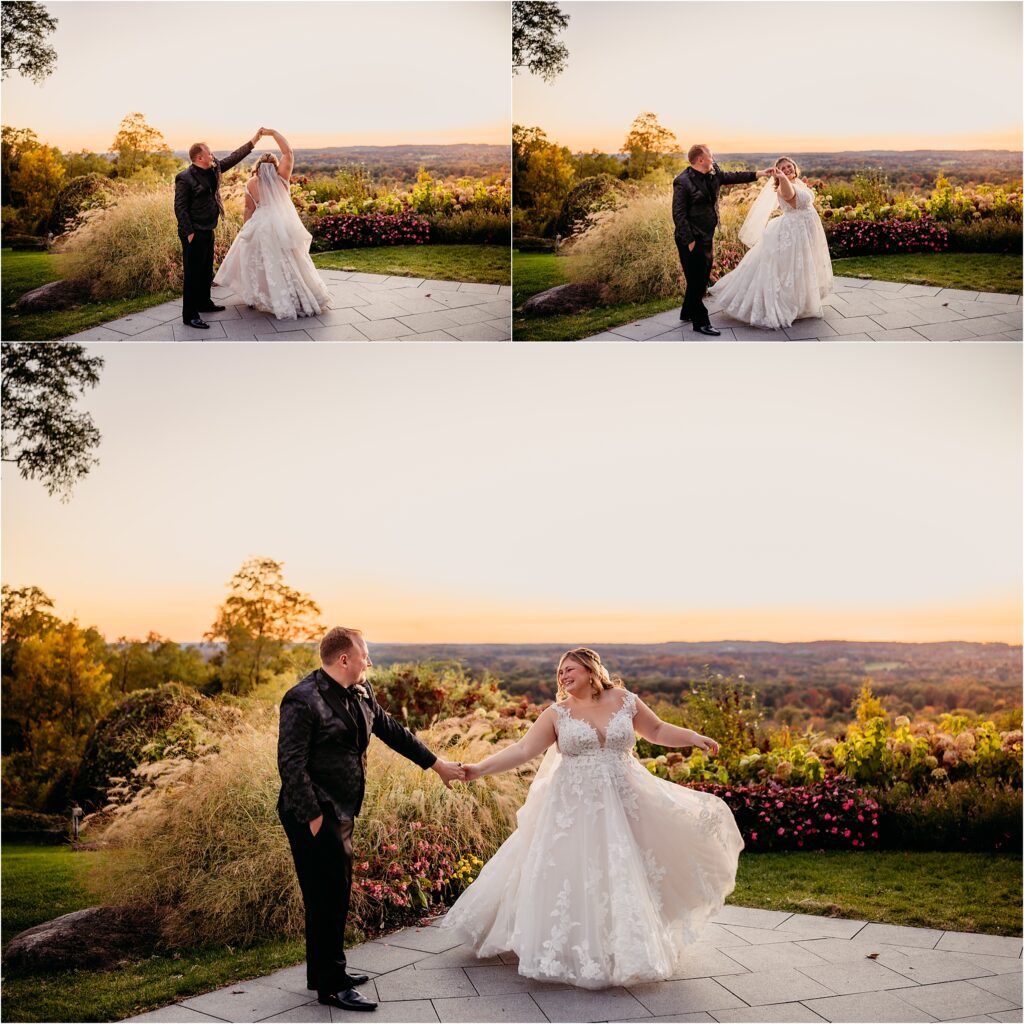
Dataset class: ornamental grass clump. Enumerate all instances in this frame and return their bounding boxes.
[57,184,244,299]
[88,706,531,949]
[567,190,681,304]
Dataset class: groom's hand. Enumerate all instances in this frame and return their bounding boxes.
[187,233,194,243]
[309,813,324,837]
[687,241,695,252]
[431,759,466,789]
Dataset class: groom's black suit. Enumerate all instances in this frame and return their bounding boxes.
[672,162,757,327]
[277,668,436,992]
[173,140,253,324]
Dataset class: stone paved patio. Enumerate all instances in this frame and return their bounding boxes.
[122,908,1022,1023]
[578,278,1023,343]
[61,270,512,343]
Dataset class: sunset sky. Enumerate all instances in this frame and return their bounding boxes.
[3,344,1020,645]
[1,1,510,151]
[514,1,1023,154]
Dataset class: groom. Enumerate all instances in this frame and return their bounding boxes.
[277,627,465,1012]
[173,128,263,329]
[673,145,772,335]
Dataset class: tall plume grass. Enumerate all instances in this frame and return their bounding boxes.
[567,184,766,305]
[88,705,532,948]
[56,182,245,300]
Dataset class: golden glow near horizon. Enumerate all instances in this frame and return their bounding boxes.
[514,1,1023,154]
[2,1,510,151]
[2,345,1020,645]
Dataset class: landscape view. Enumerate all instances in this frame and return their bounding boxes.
[512,1,1023,339]
[2,1,511,341]
[2,340,1020,1020]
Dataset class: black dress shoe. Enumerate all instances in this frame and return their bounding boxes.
[199,304,225,313]
[318,988,378,1011]
[308,971,369,990]
[185,317,210,329]
[694,324,721,336]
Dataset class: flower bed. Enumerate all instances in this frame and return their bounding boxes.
[687,778,880,851]
[825,217,949,257]
[309,211,429,251]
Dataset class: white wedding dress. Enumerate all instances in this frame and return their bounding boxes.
[213,163,330,320]
[707,178,833,329]
[441,691,744,989]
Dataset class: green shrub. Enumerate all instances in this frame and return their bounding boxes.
[48,173,116,235]
[556,174,638,237]
[370,661,508,731]
[72,685,239,810]
[946,218,1023,253]
[871,780,1022,851]
[424,211,511,245]
[1,808,68,843]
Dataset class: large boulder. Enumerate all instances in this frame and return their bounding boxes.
[15,278,94,312]
[522,282,601,316]
[3,906,167,972]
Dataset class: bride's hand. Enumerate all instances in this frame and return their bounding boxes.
[462,763,483,781]
[694,735,720,757]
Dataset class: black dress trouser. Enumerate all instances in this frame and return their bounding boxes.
[677,237,715,327]
[279,806,354,993]
[180,228,215,323]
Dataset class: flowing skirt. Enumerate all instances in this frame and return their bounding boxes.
[441,754,744,989]
[707,209,833,330]
[213,211,330,321]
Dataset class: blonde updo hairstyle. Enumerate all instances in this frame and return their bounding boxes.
[772,156,800,191]
[251,152,280,176]
[556,647,625,702]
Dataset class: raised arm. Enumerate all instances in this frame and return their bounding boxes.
[218,133,258,174]
[775,170,797,208]
[264,129,294,180]
[632,698,720,755]
[465,706,558,779]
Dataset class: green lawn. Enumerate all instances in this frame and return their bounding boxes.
[313,244,510,285]
[1,243,509,341]
[513,250,1023,341]
[734,850,1022,935]
[833,252,1022,294]
[3,842,1020,1022]
[513,250,679,341]
[1,248,177,342]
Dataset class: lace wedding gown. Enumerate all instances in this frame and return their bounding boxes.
[707,178,833,329]
[441,691,744,989]
[213,163,330,320]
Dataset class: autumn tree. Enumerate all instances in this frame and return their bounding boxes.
[9,141,64,229]
[206,557,323,694]
[110,111,173,179]
[512,1,569,82]
[2,343,104,501]
[2,125,40,205]
[2,616,112,809]
[621,111,678,179]
[512,124,575,236]
[2,1,58,84]
[104,633,211,696]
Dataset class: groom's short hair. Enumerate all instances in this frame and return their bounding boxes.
[320,626,364,664]
[188,142,207,162]
[688,144,709,164]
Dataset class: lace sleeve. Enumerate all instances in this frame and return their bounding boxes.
[622,690,638,718]
[795,181,815,209]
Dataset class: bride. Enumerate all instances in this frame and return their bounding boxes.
[706,156,833,330]
[213,128,331,320]
[442,648,744,989]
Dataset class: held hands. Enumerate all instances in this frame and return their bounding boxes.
[431,758,466,789]
[758,166,774,178]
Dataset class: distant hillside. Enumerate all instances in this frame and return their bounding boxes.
[172,143,510,181]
